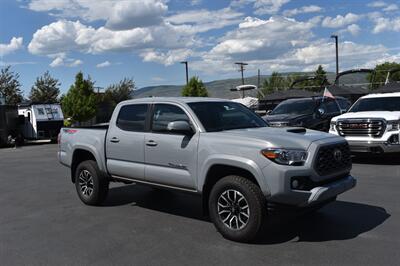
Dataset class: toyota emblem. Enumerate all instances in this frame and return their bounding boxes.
[333,149,342,161]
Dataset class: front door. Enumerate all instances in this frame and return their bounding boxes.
[144,103,198,190]
[106,103,149,180]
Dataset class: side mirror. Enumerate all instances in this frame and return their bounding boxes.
[167,120,193,134]
[317,108,326,117]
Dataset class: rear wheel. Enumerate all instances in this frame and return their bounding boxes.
[209,175,266,242]
[75,160,109,206]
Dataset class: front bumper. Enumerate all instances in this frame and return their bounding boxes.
[267,174,356,207]
[347,140,400,153]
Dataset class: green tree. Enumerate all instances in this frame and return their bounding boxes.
[314,65,328,88]
[61,72,97,123]
[182,76,208,97]
[29,71,60,103]
[104,77,135,107]
[0,66,23,105]
[261,72,288,95]
[369,62,400,89]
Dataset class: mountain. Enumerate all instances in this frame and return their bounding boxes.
[133,72,338,99]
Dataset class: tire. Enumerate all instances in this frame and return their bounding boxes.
[74,160,109,206]
[208,175,266,242]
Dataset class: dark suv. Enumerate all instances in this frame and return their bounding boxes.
[263,96,351,131]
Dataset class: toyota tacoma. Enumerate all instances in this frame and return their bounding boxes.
[58,97,356,242]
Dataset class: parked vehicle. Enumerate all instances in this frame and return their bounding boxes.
[18,103,64,141]
[330,92,400,153]
[0,105,18,146]
[264,96,351,131]
[58,97,356,242]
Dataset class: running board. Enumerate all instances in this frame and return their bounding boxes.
[111,175,199,193]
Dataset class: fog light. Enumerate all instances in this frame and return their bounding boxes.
[291,179,299,189]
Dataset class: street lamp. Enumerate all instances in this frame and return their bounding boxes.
[331,34,339,77]
[180,61,189,85]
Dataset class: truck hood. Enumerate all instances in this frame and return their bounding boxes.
[332,111,400,122]
[210,127,340,150]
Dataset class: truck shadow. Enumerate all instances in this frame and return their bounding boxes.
[256,201,390,244]
[351,153,400,165]
[104,184,390,244]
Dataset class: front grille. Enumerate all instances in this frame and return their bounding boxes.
[268,121,289,127]
[337,119,386,138]
[314,142,351,176]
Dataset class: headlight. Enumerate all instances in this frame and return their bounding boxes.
[330,121,336,131]
[388,120,400,131]
[261,148,308,166]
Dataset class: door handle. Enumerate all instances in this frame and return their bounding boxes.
[110,137,120,143]
[146,140,158,147]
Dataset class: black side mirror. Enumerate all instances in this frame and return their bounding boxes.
[317,108,326,117]
[167,120,193,134]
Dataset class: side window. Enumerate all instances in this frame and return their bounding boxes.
[116,104,148,132]
[152,104,190,133]
[321,101,339,114]
[37,108,45,115]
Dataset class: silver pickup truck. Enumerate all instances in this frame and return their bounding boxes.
[58,97,356,242]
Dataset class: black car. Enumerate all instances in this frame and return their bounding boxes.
[263,96,351,131]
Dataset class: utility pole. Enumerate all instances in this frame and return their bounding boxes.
[180,61,189,85]
[235,62,248,86]
[331,34,339,77]
[257,69,260,88]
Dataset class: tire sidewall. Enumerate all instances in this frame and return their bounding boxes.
[75,160,107,205]
[209,176,265,242]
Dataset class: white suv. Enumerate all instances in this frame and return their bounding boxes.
[330,92,400,153]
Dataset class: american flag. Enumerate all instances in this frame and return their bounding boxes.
[323,87,335,99]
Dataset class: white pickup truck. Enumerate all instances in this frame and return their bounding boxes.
[329,92,400,153]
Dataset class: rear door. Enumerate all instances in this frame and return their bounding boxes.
[144,103,198,189]
[106,103,149,180]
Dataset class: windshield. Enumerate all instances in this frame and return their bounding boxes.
[349,97,400,112]
[188,101,267,132]
[270,99,316,115]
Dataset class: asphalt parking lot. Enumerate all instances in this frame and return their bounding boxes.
[0,144,399,265]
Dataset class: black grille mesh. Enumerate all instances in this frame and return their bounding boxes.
[314,142,351,176]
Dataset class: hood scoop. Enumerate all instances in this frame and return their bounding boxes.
[286,127,306,134]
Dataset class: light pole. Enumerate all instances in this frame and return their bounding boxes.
[180,61,189,85]
[331,34,339,77]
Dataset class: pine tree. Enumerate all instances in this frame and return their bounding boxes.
[0,66,23,105]
[61,72,97,123]
[29,71,60,103]
[181,76,208,97]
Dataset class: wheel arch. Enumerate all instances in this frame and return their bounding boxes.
[71,148,97,183]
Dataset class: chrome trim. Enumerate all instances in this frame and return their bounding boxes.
[337,118,386,138]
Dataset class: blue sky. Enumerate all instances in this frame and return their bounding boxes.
[1,0,400,96]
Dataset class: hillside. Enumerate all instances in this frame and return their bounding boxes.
[133,73,337,99]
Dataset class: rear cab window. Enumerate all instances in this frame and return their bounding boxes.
[116,104,148,132]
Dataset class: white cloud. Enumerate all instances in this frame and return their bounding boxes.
[167,8,243,33]
[322,13,361,28]
[283,5,323,17]
[96,61,111,68]
[383,4,399,12]
[206,16,317,61]
[339,24,361,36]
[0,37,23,56]
[28,20,196,56]
[49,54,82,67]
[372,17,400,33]
[368,1,387,8]
[140,48,192,66]
[27,0,168,30]
[105,0,168,30]
[253,0,291,15]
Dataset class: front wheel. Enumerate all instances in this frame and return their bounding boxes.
[209,175,266,242]
[75,160,109,206]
